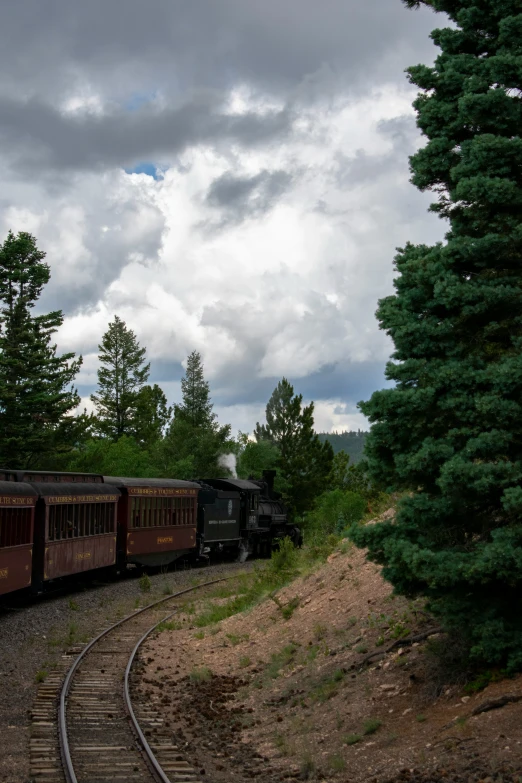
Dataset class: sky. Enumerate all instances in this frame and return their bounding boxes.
[0,0,449,435]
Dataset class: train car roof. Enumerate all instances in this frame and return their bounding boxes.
[103,476,200,490]
[0,480,38,497]
[28,483,120,498]
[202,478,261,491]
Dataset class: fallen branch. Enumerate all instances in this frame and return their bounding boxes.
[358,627,441,668]
[432,736,475,747]
[472,693,522,715]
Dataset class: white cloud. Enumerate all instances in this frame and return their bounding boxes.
[0,4,446,435]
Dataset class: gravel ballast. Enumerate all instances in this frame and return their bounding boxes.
[0,559,253,783]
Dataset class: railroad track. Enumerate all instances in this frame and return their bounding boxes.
[31,578,231,783]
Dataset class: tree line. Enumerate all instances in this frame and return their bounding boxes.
[0,233,370,527]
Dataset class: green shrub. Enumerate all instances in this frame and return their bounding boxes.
[268,537,299,581]
[157,619,182,632]
[189,666,212,683]
[328,755,346,772]
[304,489,366,544]
[139,573,151,593]
[464,669,507,694]
[281,596,300,620]
[363,718,382,735]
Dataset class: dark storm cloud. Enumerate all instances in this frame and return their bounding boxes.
[0,1,440,104]
[0,95,293,175]
[205,169,294,225]
[210,359,390,410]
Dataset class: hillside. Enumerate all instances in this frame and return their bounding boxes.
[317,430,368,463]
[135,526,522,782]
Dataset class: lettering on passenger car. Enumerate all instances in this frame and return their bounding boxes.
[128,488,197,496]
[157,536,174,544]
[47,495,119,504]
[76,552,91,560]
[0,496,35,506]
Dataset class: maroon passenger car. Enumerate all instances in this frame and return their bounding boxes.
[31,483,120,589]
[104,477,199,567]
[0,479,38,596]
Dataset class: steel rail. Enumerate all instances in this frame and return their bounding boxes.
[58,576,231,783]
[124,609,181,783]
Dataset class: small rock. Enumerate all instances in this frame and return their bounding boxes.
[402,708,412,716]
[461,696,470,703]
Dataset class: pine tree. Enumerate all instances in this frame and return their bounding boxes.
[351,0,522,670]
[91,316,150,440]
[255,378,333,515]
[132,384,172,448]
[159,351,232,477]
[175,350,215,428]
[0,231,83,467]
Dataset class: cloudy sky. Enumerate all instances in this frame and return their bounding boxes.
[0,0,448,434]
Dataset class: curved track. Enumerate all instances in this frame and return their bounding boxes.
[58,578,229,783]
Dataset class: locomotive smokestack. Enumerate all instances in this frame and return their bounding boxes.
[263,470,276,497]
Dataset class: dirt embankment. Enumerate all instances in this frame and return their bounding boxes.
[137,543,522,783]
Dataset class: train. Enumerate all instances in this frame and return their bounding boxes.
[0,468,301,598]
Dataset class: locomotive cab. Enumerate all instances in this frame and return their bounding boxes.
[200,479,260,532]
[195,484,241,555]
[200,479,262,559]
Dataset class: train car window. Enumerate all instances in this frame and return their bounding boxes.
[48,508,56,541]
[250,493,259,511]
[0,507,32,548]
[127,494,197,528]
[47,502,116,541]
[131,497,140,528]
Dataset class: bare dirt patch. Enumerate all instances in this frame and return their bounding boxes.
[137,545,522,782]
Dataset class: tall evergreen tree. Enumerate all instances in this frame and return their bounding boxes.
[175,350,215,427]
[91,316,150,440]
[255,378,333,515]
[0,231,83,467]
[351,0,522,670]
[159,350,232,477]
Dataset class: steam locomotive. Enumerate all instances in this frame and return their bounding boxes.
[0,469,300,598]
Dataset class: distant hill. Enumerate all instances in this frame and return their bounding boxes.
[317,430,368,464]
